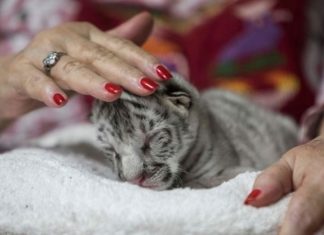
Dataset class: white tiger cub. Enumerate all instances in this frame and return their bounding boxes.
[91,75,297,190]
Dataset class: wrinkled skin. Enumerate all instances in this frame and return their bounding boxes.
[0,12,165,124]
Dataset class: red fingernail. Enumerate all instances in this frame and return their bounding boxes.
[140,77,159,91]
[244,189,262,205]
[105,83,123,95]
[53,93,66,106]
[156,65,172,80]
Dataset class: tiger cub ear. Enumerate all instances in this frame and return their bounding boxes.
[165,91,192,117]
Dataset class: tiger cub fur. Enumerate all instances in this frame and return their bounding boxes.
[91,75,297,190]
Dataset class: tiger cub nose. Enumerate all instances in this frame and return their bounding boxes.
[129,174,145,186]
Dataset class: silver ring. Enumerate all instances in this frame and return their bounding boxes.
[42,51,66,74]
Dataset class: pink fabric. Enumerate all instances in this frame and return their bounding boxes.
[0,0,82,149]
[0,95,91,150]
[0,0,79,55]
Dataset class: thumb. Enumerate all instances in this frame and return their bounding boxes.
[107,12,154,46]
[244,158,293,207]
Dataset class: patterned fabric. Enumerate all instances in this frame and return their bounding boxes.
[0,0,79,54]
[93,0,314,115]
[0,0,319,148]
[0,0,83,149]
[0,96,91,151]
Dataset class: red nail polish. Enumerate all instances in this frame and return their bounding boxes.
[105,83,123,95]
[53,93,66,106]
[244,189,262,205]
[156,65,172,80]
[140,77,159,91]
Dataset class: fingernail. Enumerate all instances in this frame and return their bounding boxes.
[156,65,172,80]
[140,77,159,91]
[244,189,262,205]
[53,93,66,106]
[105,83,123,95]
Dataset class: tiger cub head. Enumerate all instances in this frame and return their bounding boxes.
[91,75,200,190]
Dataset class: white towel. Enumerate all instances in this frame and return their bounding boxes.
[0,124,320,235]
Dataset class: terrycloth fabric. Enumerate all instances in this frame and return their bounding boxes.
[0,149,286,235]
[0,123,318,235]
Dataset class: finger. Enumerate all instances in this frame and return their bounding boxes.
[25,36,123,101]
[62,20,171,82]
[13,64,68,107]
[65,38,160,96]
[279,180,324,235]
[108,11,154,46]
[244,157,293,207]
[90,25,173,82]
[49,55,123,102]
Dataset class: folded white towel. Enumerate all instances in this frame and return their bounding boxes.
[0,124,320,235]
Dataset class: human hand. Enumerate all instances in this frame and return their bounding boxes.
[0,12,172,120]
[244,136,324,235]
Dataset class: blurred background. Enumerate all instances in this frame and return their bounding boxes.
[0,0,319,124]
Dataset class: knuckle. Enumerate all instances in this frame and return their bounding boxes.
[23,75,44,98]
[59,60,97,94]
[282,147,297,160]
[61,60,86,74]
[8,53,29,72]
[283,145,307,160]
[91,45,114,63]
[288,201,316,232]
[111,35,124,43]
[113,37,133,50]
[73,41,89,54]
[302,143,318,153]
[78,43,113,64]
[307,138,324,152]
[305,137,324,148]
[31,29,53,47]
[114,38,141,55]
